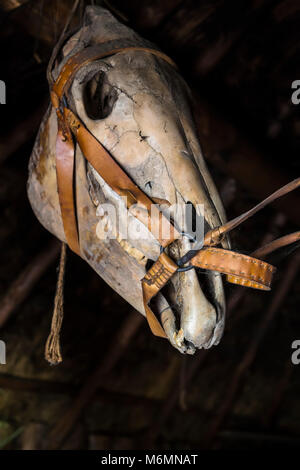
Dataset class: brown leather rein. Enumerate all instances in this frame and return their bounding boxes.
[49,44,300,339]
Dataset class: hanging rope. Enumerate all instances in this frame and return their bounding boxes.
[45,242,67,365]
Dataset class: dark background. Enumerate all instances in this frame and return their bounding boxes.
[0,0,299,450]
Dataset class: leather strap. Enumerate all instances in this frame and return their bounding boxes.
[251,231,300,259]
[65,109,179,247]
[203,179,300,247]
[141,246,276,336]
[55,109,80,255]
[191,247,276,290]
[49,42,300,340]
[142,253,178,338]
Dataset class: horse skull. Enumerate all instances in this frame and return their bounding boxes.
[28,6,229,354]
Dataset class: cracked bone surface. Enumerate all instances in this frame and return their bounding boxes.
[27,6,228,354]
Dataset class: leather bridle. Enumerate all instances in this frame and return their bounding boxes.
[49,43,300,339]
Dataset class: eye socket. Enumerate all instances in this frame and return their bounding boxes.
[83,71,117,120]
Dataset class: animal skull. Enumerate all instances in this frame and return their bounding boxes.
[28,6,229,354]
